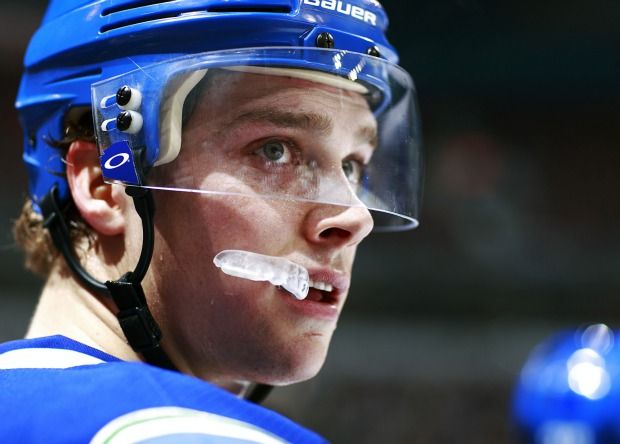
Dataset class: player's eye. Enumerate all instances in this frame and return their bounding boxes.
[255,140,292,164]
[342,158,365,184]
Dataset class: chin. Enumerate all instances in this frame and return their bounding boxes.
[254,341,331,387]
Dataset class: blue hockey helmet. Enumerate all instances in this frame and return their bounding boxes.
[513,324,620,443]
[17,0,422,230]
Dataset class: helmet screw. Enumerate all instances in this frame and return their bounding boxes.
[116,110,143,134]
[367,46,381,58]
[116,111,133,132]
[116,86,142,110]
[116,86,132,107]
[28,134,36,147]
[316,32,335,49]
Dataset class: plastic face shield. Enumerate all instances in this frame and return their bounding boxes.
[92,48,422,230]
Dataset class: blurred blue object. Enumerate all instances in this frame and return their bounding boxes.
[513,324,620,443]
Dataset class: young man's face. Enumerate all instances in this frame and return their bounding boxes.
[145,71,376,385]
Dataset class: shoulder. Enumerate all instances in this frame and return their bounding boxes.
[0,336,326,444]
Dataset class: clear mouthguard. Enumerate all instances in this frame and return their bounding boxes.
[213,250,309,300]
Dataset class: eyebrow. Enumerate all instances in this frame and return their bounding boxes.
[232,109,332,132]
[229,108,377,147]
[357,125,378,148]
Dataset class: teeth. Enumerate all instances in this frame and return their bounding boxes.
[309,280,333,292]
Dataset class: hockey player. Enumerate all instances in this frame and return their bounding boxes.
[0,0,422,441]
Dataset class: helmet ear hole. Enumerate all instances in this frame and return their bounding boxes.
[63,107,94,140]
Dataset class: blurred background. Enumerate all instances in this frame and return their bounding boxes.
[1,1,619,442]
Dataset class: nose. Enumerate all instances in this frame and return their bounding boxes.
[303,203,374,249]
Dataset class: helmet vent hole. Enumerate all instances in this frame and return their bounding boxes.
[102,0,176,17]
[44,68,103,86]
[99,0,294,33]
[100,11,193,33]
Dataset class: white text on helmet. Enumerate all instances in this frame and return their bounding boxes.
[303,0,378,26]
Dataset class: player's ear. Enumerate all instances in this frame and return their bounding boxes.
[65,140,126,236]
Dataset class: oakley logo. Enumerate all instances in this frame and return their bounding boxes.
[104,153,131,170]
[303,0,378,26]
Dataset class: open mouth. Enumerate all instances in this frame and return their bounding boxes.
[278,283,336,304]
[279,279,338,304]
[306,279,337,304]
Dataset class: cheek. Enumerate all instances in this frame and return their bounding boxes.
[199,194,301,254]
[149,190,304,318]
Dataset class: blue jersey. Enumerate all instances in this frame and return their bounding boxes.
[0,336,326,443]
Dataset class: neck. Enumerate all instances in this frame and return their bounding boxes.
[26,262,251,398]
[26,264,140,362]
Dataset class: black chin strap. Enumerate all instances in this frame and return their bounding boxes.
[40,184,272,403]
[246,383,273,404]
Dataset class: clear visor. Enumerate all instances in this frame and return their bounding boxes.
[92,48,423,230]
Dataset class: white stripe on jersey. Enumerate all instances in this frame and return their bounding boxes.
[0,347,105,369]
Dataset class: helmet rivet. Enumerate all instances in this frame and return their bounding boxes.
[116,86,132,107]
[367,46,381,58]
[115,110,143,134]
[28,134,36,147]
[116,111,133,132]
[316,32,335,49]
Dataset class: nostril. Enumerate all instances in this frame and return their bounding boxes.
[319,227,351,240]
